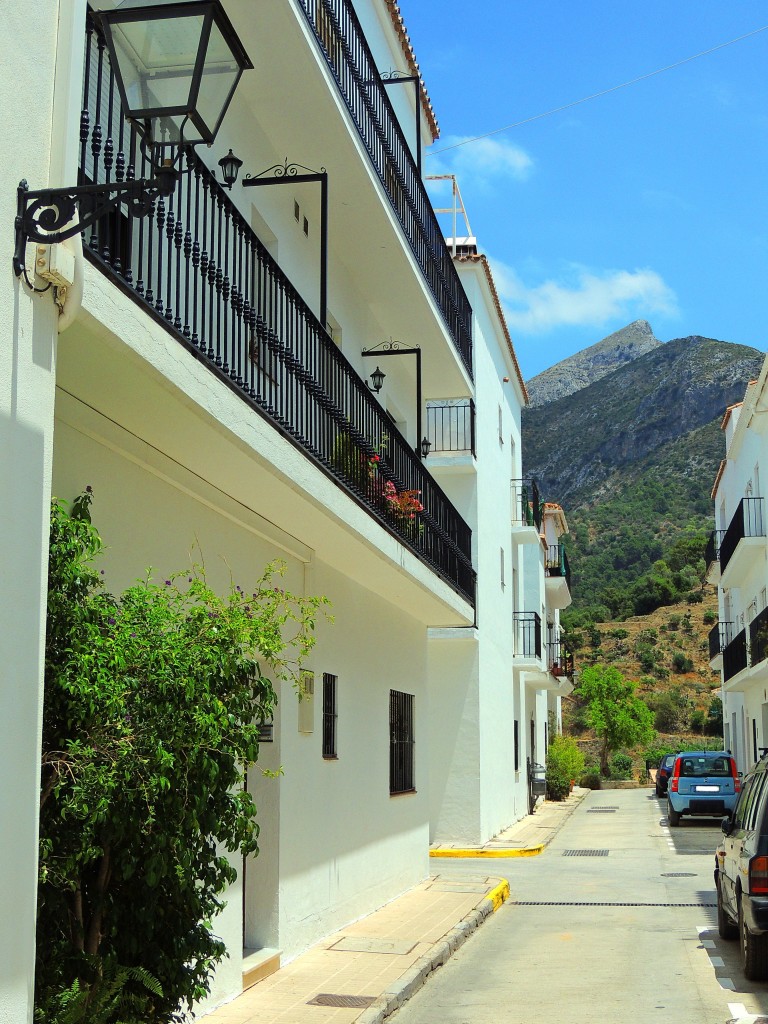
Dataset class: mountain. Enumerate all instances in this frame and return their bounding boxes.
[526,319,661,408]
[522,335,764,622]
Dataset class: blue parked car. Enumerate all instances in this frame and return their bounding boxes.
[667,751,740,827]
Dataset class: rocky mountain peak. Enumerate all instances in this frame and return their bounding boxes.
[525,319,662,408]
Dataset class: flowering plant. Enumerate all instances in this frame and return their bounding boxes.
[383,481,424,520]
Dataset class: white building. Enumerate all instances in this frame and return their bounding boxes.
[709,358,768,775]
[1,2,570,1019]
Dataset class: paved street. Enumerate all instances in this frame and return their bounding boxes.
[391,789,768,1024]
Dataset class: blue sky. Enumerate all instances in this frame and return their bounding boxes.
[399,1,768,378]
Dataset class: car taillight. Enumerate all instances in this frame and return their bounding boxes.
[731,758,741,793]
[670,758,681,793]
[750,856,768,894]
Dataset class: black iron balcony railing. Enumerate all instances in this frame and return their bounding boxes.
[750,607,768,669]
[546,635,574,678]
[545,544,571,590]
[426,401,475,456]
[719,498,765,575]
[76,15,475,604]
[514,612,542,659]
[708,621,733,661]
[723,627,748,683]
[298,0,473,376]
[705,530,725,568]
[511,479,542,531]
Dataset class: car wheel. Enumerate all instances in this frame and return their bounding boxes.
[740,898,768,980]
[667,803,681,827]
[655,785,662,797]
[717,881,737,940]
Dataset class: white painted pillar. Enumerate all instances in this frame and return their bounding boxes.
[0,4,85,1021]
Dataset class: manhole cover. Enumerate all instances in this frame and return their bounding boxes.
[308,994,377,1008]
[563,849,609,857]
[661,872,697,877]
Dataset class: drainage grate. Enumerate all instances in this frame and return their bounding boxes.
[510,900,716,908]
[661,872,697,877]
[563,849,609,857]
[307,994,377,1008]
[587,808,618,813]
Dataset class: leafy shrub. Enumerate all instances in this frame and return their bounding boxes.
[609,753,634,780]
[546,735,585,800]
[707,696,724,736]
[703,609,718,625]
[609,628,629,640]
[667,614,681,631]
[580,772,602,790]
[651,688,692,731]
[672,651,694,674]
[687,590,704,604]
[690,709,707,734]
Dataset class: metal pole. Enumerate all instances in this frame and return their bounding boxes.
[320,171,328,329]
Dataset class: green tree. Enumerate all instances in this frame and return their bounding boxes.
[38,492,329,1022]
[576,664,655,776]
[707,695,724,737]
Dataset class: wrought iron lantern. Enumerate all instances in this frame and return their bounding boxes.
[367,366,386,394]
[420,436,432,459]
[93,0,253,147]
[13,0,252,280]
[217,148,243,189]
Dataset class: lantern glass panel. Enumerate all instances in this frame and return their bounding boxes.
[110,14,205,123]
[194,21,242,138]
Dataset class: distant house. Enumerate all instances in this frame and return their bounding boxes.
[708,359,768,772]
[1,2,571,1019]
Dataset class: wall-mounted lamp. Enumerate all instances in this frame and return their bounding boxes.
[420,436,432,459]
[367,365,386,393]
[14,0,252,279]
[218,149,244,190]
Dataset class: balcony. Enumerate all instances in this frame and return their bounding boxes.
[513,612,542,660]
[297,0,473,377]
[75,14,474,606]
[545,543,572,609]
[511,479,542,540]
[708,621,733,668]
[426,401,476,458]
[705,530,724,584]
[719,498,766,584]
[546,634,574,679]
[723,627,748,684]
[750,607,768,670]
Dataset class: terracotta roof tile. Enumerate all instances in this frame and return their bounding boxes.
[453,253,529,404]
[383,0,440,141]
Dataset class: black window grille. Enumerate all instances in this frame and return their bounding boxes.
[390,690,414,795]
[514,720,520,773]
[322,673,337,759]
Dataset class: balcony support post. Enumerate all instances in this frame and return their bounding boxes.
[380,72,422,175]
[362,343,423,459]
[243,161,328,329]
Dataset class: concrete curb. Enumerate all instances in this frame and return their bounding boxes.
[429,844,544,858]
[354,879,510,1024]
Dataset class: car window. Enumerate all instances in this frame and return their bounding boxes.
[746,771,768,831]
[678,755,731,778]
[733,774,757,830]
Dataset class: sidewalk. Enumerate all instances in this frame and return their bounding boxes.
[202,790,588,1024]
[430,785,589,858]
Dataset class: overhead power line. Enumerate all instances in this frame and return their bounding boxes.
[429,24,768,155]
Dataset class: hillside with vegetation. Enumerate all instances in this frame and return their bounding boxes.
[523,332,763,625]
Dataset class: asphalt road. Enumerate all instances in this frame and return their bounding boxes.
[392,789,768,1024]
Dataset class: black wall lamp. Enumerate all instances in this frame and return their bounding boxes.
[218,149,244,190]
[14,0,252,280]
[367,365,386,393]
[362,341,431,459]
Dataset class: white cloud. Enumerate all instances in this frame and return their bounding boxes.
[490,260,679,334]
[426,134,533,188]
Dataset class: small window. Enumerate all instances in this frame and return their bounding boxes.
[303,216,309,237]
[322,673,337,759]
[514,720,519,772]
[500,547,505,589]
[294,200,300,222]
[390,690,415,794]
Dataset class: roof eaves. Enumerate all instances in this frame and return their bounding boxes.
[382,0,440,141]
[453,253,529,405]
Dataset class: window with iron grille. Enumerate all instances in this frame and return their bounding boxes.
[390,690,415,794]
[323,673,337,759]
[514,720,520,772]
